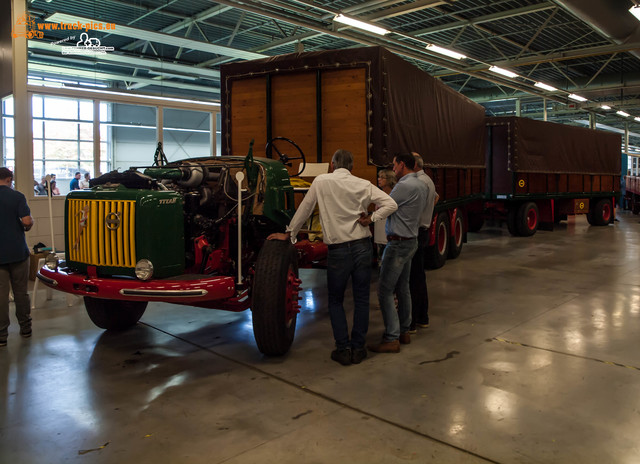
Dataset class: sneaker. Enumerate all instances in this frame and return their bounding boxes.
[409,325,417,334]
[20,327,32,338]
[0,340,6,347]
[351,347,367,364]
[416,320,430,328]
[331,348,352,366]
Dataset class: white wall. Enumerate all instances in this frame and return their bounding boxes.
[24,195,66,252]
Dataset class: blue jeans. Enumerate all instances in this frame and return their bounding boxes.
[377,239,418,341]
[327,239,373,350]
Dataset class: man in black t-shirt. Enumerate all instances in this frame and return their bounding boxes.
[0,168,34,346]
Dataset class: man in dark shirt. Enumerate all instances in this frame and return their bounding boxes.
[0,168,34,346]
[69,172,81,191]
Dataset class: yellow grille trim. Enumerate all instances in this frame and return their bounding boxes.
[68,199,137,267]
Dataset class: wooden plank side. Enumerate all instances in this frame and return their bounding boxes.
[558,174,568,193]
[271,72,317,176]
[321,68,374,182]
[568,174,583,192]
[230,77,267,157]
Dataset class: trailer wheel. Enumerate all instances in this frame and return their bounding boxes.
[587,198,612,226]
[426,212,450,269]
[448,209,464,259]
[507,206,519,236]
[252,240,301,356]
[84,297,147,330]
[516,202,539,237]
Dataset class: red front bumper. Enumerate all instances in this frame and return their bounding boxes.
[37,267,237,304]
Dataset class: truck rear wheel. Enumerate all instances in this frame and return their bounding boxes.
[252,240,301,356]
[84,297,147,330]
[516,202,538,237]
[448,209,464,259]
[587,198,612,226]
[426,212,449,269]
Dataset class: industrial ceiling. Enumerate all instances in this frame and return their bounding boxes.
[23,0,640,150]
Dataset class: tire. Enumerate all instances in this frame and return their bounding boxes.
[507,206,519,236]
[516,202,538,237]
[425,212,450,269]
[252,240,300,356]
[467,212,484,233]
[587,198,612,226]
[84,297,147,330]
[448,209,464,259]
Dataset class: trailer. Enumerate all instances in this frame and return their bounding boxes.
[220,46,486,268]
[483,117,621,236]
[623,175,640,214]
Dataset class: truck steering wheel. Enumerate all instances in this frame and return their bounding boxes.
[265,137,307,177]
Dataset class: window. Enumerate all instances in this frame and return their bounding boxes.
[103,102,157,171]
[162,108,211,160]
[1,97,15,170]
[32,95,108,195]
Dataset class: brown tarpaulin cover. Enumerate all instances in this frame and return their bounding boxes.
[221,46,486,168]
[487,116,621,175]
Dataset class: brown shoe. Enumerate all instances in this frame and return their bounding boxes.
[399,332,411,344]
[368,339,400,353]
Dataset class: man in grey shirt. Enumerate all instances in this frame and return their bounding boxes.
[364,152,428,353]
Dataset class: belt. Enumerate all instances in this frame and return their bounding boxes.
[386,234,413,241]
[327,237,370,250]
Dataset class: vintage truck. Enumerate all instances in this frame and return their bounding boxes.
[37,142,309,355]
[482,117,622,235]
[623,174,640,214]
[220,46,486,269]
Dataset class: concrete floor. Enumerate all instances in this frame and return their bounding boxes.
[2,211,640,463]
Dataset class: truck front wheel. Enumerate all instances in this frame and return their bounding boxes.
[252,240,301,356]
[84,297,147,330]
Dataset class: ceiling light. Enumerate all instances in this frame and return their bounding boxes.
[333,14,389,35]
[630,5,640,21]
[568,94,587,102]
[600,105,611,110]
[488,66,518,79]
[426,44,466,60]
[617,110,630,117]
[534,82,557,92]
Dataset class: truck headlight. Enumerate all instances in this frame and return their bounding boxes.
[135,259,154,280]
[44,252,58,271]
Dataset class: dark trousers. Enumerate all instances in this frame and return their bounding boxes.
[327,239,373,350]
[0,258,31,341]
[409,227,429,326]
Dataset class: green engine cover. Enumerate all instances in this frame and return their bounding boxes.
[64,186,185,278]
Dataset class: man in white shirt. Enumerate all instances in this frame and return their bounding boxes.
[268,149,397,366]
[410,152,439,333]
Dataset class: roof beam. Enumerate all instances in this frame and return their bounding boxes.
[411,2,556,36]
[28,41,220,79]
[46,13,264,60]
